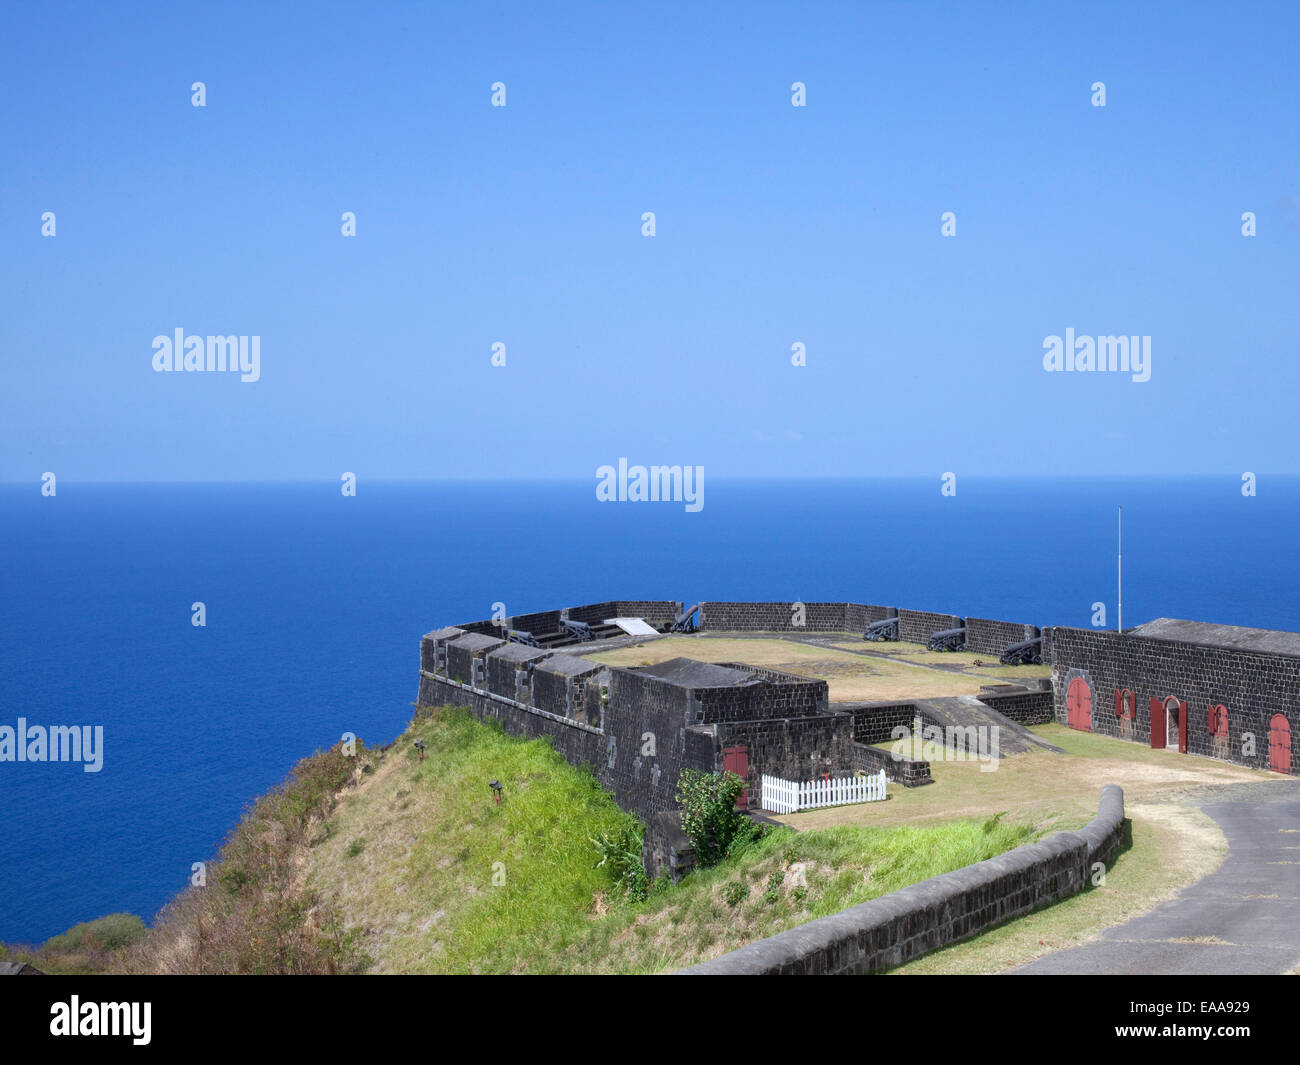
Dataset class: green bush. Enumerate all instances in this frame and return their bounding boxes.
[591,817,649,902]
[675,769,748,867]
[723,880,749,907]
[43,913,145,954]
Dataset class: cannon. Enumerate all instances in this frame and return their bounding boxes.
[671,603,701,633]
[562,619,595,642]
[999,636,1043,666]
[926,627,967,652]
[863,617,899,642]
[507,629,540,647]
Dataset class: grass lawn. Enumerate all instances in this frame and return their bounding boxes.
[583,635,1046,702]
[304,707,1045,973]
[773,722,1285,973]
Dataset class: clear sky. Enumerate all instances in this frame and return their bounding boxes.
[2,1,1297,481]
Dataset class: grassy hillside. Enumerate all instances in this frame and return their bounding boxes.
[6,706,1044,974]
[304,706,1040,973]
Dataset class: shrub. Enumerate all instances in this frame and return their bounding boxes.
[675,769,747,868]
[723,880,749,907]
[115,740,374,974]
[591,817,649,902]
[762,871,782,905]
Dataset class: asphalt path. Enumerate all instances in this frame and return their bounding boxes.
[1015,780,1300,974]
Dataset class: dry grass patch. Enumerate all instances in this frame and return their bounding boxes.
[584,636,1002,701]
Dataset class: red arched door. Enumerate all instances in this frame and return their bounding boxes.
[1269,714,1291,774]
[1066,677,1092,731]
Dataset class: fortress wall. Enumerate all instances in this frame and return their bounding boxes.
[844,603,897,631]
[841,702,919,745]
[484,645,553,702]
[966,617,1040,656]
[852,742,933,787]
[614,600,683,625]
[417,672,607,782]
[531,657,604,720]
[445,634,506,685]
[562,600,682,627]
[1046,626,1299,773]
[420,627,465,674]
[508,609,563,636]
[711,713,855,808]
[679,786,1125,975]
[604,670,718,818]
[897,609,964,645]
[699,601,893,632]
[976,688,1053,725]
[453,619,504,637]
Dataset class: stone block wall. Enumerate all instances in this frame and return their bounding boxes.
[965,617,1040,657]
[420,626,465,674]
[562,600,681,627]
[842,702,919,745]
[852,742,933,787]
[1046,626,1298,774]
[976,688,1054,726]
[531,654,604,721]
[679,785,1126,974]
[710,713,855,808]
[844,603,897,631]
[898,609,964,645]
[418,672,606,774]
[484,644,554,702]
[445,633,505,685]
[507,609,563,637]
[603,669,718,818]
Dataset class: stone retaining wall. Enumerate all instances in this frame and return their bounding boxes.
[679,785,1125,975]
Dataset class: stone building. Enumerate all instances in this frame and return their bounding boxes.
[1045,618,1296,775]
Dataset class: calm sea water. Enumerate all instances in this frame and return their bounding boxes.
[2,476,1298,942]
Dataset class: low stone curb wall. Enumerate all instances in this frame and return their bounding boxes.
[852,742,932,787]
[678,784,1125,975]
[976,688,1054,726]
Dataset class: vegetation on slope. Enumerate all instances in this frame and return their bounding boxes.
[0,913,146,975]
[5,708,1045,975]
[115,741,376,974]
[305,706,1039,973]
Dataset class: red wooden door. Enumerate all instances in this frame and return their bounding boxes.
[1066,677,1092,731]
[1269,714,1291,774]
[1150,697,1166,749]
[723,745,749,810]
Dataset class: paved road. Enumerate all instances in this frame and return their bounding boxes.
[1015,781,1300,974]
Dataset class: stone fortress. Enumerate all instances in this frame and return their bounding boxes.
[417,599,1297,877]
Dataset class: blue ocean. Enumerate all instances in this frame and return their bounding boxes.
[2,476,1298,942]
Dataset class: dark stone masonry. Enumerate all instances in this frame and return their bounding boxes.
[679,785,1126,974]
[1046,620,1298,775]
[417,600,1297,889]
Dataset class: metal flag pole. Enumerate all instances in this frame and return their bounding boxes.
[1117,505,1123,636]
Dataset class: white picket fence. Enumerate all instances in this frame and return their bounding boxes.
[760,770,887,814]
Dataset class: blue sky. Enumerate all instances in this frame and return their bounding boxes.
[2,0,1297,481]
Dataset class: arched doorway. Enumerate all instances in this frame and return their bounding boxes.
[1149,696,1187,752]
[1066,676,1092,731]
[1165,696,1183,751]
[1269,714,1291,774]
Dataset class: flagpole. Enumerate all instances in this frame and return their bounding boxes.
[1117,506,1123,636]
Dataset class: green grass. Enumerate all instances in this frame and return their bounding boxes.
[0,913,145,975]
[308,706,1040,973]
